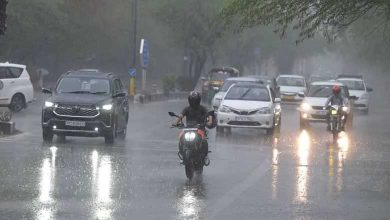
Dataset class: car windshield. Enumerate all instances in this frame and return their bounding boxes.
[56,77,111,94]
[338,79,365,90]
[277,77,305,87]
[225,86,270,101]
[307,85,347,97]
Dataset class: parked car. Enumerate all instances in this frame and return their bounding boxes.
[217,82,282,135]
[298,81,355,129]
[276,75,307,103]
[336,75,372,113]
[0,62,34,112]
[41,69,129,144]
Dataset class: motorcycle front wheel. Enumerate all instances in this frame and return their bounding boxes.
[184,150,194,180]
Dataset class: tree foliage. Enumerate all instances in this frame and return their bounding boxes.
[223,0,390,43]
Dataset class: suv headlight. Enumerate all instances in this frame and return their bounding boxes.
[258,107,271,114]
[342,106,348,112]
[219,105,231,113]
[300,103,311,112]
[102,104,113,110]
[44,101,55,108]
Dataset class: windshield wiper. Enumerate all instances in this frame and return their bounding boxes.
[240,88,252,98]
[65,91,92,94]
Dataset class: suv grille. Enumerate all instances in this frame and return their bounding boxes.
[54,104,99,117]
[312,106,323,110]
[231,109,258,115]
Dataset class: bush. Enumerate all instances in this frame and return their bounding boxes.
[162,74,177,95]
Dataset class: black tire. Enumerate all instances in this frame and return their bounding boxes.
[105,121,116,144]
[9,94,25,112]
[184,150,194,180]
[42,128,53,142]
[57,134,66,142]
[299,117,307,130]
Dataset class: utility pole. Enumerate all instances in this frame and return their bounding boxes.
[0,0,7,35]
[129,0,138,96]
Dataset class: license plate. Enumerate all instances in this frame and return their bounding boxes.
[283,95,295,100]
[65,121,86,127]
[236,117,251,121]
[331,110,338,115]
[315,111,327,115]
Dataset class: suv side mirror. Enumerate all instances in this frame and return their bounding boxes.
[114,91,126,98]
[274,98,281,103]
[298,91,305,98]
[367,87,373,92]
[42,88,52,94]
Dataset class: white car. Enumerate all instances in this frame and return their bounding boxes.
[212,77,264,111]
[217,82,281,134]
[0,62,34,112]
[298,81,354,129]
[336,75,372,113]
[277,75,307,103]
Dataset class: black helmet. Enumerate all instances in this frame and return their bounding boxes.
[188,91,201,108]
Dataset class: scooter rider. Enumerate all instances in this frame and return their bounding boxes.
[324,85,348,131]
[173,91,215,164]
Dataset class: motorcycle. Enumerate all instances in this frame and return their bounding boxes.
[327,105,347,142]
[169,111,214,180]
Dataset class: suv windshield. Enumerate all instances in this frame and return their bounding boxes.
[277,77,305,87]
[56,77,111,94]
[225,86,270,101]
[307,85,347,97]
[338,79,365,90]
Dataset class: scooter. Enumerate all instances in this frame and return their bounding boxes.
[169,111,214,180]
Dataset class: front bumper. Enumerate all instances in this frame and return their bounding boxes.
[280,94,303,103]
[217,111,276,128]
[353,99,369,110]
[42,109,113,137]
[299,109,328,122]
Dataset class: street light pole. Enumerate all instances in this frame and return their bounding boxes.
[129,0,138,96]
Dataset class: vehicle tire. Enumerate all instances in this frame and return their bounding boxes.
[42,128,53,142]
[105,120,116,144]
[299,117,308,130]
[118,126,127,140]
[9,94,25,112]
[57,134,66,142]
[184,150,194,180]
[216,126,224,134]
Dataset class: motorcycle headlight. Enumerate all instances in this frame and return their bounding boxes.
[258,107,271,114]
[44,101,55,108]
[300,103,311,112]
[184,132,197,142]
[219,106,231,113]
[102,104,113,110]
[342,106,348,112]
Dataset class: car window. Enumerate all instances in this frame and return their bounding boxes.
[9,67,23,78]
[0,67,15,79]
[338,79,365,90]
[113,79,122,93]
[277,77,305,87]
[225,86,270,101]
[57,77,111,94]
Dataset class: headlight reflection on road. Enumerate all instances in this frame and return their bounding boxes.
[91,151,113,220]
[272,138,279,199]
[328,132,350,193]
[37,146,58,220]
[296,130,310,203]
[177,186,204,220]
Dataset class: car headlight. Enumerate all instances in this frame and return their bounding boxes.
[342,106,348,112]
[184,132,197,142]
[44,101,54,108]
[300,103,311,112]
[258,107,271,114]
[213,98,222,106]
[219,105,231,113]
[102,104,113,110]
[274,104,282,114]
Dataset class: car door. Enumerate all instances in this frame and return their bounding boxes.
[113,79,127,129]
[0,66,18,105]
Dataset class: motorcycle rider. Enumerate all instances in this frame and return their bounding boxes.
[172,91,215,165]
[324,85,348,131]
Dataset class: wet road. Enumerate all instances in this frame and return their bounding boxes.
[0,94,390,219]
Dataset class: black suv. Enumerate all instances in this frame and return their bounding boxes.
[41,69,129,144]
